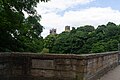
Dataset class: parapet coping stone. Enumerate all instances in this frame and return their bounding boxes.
[0,51,118,59]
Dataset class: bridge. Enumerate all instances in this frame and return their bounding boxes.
[0,51,119,80]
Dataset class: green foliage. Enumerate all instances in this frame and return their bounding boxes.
[106,39,119,51]
[91,42,106,53]
[41,48,49,53]
[0,0,49,52]
[52,32,71,53]
[44,34,58,53]
[44,22,120,54]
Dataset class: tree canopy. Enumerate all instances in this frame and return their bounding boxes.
[1,0,120,53]
[0,0,49,52]
[44,22,120,54]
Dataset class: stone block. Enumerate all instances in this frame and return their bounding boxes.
[55,71,76,78]
[55,65,73,71]
[32,59,54,69]
[31,70,54,77]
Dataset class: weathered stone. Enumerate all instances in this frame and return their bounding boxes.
[31,70,54,77]
[32,59,54,69]
[0,51,119,80]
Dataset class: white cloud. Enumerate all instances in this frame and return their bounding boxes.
[36,0,120,38]
[40,7,120,38]
[62,7,120,27]
[37,0,94,14]
[40,12,64,37]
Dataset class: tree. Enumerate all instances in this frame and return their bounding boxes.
[44,34,58,53]
[43,22,120,54]
[51,25,95,54]
[0,0,49,52]
[106,39,119,51]
[77,25,95,32]
[106,22,119,37]
[52,32,70,53]
[91,42,106,53]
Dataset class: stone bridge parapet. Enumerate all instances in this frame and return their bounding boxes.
[0,51,119,80]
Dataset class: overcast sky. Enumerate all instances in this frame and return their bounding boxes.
[36,0,120,38]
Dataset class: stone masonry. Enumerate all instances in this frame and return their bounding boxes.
[0,51,119,80]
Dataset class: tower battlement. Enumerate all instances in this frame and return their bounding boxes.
[50,28,56,35]
[65,26,70,32]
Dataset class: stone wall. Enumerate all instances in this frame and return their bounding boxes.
[82,52,118,80]
[0,51,119,80]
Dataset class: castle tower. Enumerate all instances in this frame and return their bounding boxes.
[65,26,70,32]
[50,28,56,35]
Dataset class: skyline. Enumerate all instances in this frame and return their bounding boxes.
[36,0,120,38]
